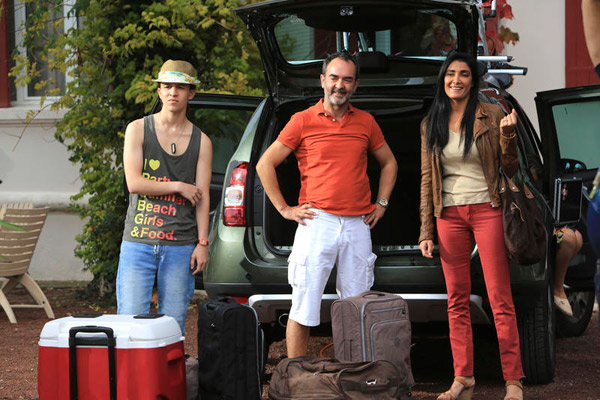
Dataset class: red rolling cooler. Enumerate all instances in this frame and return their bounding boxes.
[38,313,186,400]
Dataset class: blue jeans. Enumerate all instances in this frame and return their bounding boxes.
[116,241,196,335]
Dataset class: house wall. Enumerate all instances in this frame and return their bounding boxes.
[0,107,92,283]
[505,1,565,133]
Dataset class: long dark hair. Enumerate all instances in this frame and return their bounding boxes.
[425,52,480,158]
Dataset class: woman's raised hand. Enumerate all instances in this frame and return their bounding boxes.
[500,108,518,136]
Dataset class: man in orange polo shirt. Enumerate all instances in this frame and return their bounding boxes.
[257,52,398,357]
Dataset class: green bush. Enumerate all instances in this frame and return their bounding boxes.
[11,0,265,304]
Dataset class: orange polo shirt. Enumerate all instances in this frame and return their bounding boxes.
[277,99,385,215]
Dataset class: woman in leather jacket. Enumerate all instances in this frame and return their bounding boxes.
[418,52,524,400]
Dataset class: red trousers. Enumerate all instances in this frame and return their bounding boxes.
[437,203,524,381]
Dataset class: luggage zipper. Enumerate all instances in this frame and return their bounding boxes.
[370,306,406,314]
[270,391,344,400]
[246,304,264,396]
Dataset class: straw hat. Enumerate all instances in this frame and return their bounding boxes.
[153,60,201,85]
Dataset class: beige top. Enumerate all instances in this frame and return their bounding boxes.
[440,130,490,207]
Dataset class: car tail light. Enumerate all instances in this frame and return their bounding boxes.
[223,162,248,226]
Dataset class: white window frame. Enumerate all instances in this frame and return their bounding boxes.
[12,0,76,105]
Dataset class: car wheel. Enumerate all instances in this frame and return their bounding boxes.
[556,290,595,338]
[517,283,555,384]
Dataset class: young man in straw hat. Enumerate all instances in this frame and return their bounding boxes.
[117,60,212,334]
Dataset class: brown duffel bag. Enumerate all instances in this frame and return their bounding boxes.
[268,356,411,400]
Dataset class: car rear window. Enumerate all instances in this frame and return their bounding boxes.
[188,108,255,176]
[274,9,458,63]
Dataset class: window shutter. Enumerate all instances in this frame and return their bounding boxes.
[0,3,11,108]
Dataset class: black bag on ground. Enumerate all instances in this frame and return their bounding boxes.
[197,297,263,400]
[331,290,415,393]
[268,356,408,400]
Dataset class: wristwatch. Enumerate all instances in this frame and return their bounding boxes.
[376,198,389,208]
[198,238,209,246]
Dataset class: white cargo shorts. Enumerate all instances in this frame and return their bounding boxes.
[287,208,377,326]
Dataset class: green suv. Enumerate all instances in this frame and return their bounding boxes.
[172,0,600,384]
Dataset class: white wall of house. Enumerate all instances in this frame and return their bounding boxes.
[0,107,92,283]
[504,1,565,133]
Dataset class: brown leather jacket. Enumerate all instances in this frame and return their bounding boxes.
[419,102,519,243]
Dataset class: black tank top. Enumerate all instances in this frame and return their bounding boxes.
[122,115,201,245]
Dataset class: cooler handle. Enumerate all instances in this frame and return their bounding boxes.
[167,346,184,362]
[69,326,117,400]
[134,313,165,319]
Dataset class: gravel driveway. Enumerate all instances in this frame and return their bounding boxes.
[1,287,599,399]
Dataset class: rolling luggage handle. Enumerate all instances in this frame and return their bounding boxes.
[69,326,117,400]
[361,291,388,299]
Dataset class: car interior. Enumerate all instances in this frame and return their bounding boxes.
[264,96,431,254]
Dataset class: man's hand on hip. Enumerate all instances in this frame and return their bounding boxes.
[364,205,386,229]
[280,203,316,225]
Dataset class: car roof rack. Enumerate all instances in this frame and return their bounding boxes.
[476,0,527,77]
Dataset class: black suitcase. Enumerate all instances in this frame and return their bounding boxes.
[197,297,264,400]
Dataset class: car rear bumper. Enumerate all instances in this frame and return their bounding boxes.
[248,293,491,325]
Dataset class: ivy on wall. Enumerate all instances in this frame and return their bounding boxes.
[10,0,265,304]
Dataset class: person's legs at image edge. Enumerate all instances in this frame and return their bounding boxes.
[156,244,196,335]
[595,259,600,330]
[117,241,159,316]
[554,228,583,316]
